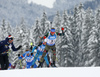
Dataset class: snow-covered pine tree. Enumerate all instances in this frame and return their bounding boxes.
[40,11,50,35]
[81,8,95,66]
[61,10,69,32]
[69,6,82,66]
[56,10,72,67]
[87,27,97,66]
[76,3,86,66]
[32,19,42,45]
[7,22,12,35]
[91,9,100,66]
[0,19,8,40]
[53,11,62,32]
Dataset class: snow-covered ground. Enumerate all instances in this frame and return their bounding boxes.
[0,67,100,77]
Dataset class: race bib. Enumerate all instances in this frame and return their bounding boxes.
[26,57,33,62]
[47,39,56,45]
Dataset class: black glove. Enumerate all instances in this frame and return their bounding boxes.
[30,46,33,50]
[18,54,20,57]
[31,53,33,56]
[17,45,22,50]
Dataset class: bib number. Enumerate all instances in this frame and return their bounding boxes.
[50,40,55,44]
[26,57,33,62]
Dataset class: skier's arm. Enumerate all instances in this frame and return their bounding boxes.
[0,41,5,47]
[32,46,38,53]
[40,33,49,40]
[30,42,34,50]
[38,41,42,46]
[19,52,26,59]
[18,54,23,59]
[56,27,64,36]
[31,41,43,53]
[12,43,22,51]
[22,53,26,57]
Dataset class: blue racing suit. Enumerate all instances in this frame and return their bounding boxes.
[18,51,37,68]
[32,44,49,66]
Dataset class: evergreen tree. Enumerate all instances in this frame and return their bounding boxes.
[69,6,82,66]
[87,27,97,66]
[82,8,95,66]
[53,11,62,32]
[40,12,50,35]
[92,9,100,66]
[32,19,42,45]
[0,19,8,40]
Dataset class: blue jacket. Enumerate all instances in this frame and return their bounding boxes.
[0,37,18,54]
[18,51,34,64]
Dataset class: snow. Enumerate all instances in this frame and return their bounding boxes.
[0,67,100,77]
[62,45,68,48]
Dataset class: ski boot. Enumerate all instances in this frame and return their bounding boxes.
[47,65,49,68]
[38,62,43,68]
[51,61,56,67]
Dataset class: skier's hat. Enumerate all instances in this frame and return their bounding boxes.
[8,35,14,40]
[26,51,31,54]
[51,28,55,32]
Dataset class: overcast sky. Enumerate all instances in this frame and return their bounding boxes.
[28,0,56,8]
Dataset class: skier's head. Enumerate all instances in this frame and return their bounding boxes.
[8,35,14,43]
[50,28,55,35]
[25,50,30,56]
[27,53,30,56]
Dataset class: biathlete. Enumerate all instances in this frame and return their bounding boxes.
[18,50,37,69]
[31,41,50,67]
[39,27,64,67]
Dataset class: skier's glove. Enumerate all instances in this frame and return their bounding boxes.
[61,27,64,31]
[18,54,20,57]
[30,46,33,50]
[31,53,33,56]
[17,45,22,50]
[43,36,46,39]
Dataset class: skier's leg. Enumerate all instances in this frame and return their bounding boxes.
[26,63,30,69]
[40,45,49,62]
[33,52,41,68]
[33,63,37,68]
[39,45,51,68]
[4,54,9,70]
[44,55,49,67]
[0,55,5,70]
[47,54,50,63]
[32,50,39,66]
[47,53,52,66]
[51,46,56,67]
[37,52,45,68]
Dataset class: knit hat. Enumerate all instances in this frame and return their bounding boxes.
[8,35,13,40]
[51,28,55,32]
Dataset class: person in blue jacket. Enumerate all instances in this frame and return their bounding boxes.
[0,35,22,70]
[18,50,37,69]
[31,41,50,67]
